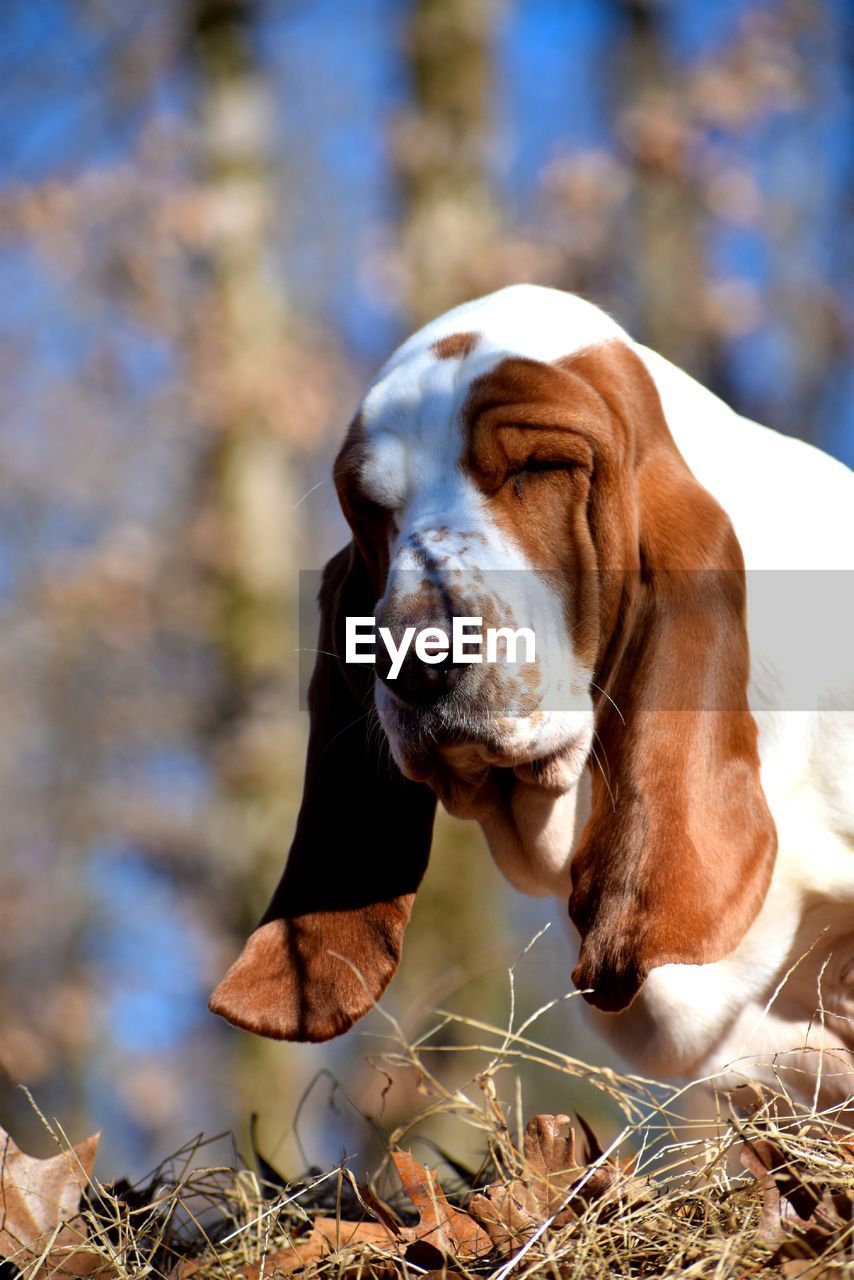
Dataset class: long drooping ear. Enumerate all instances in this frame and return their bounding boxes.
[569,345,777,1013]
[209,544,437,1041]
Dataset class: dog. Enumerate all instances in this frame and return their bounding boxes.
[210,285,854,1104]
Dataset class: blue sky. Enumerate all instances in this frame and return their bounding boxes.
[2,0,852,457]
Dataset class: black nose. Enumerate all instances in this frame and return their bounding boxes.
[376,639,465,707]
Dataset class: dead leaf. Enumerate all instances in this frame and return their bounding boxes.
[232,1216,393,1278]
[355,1182,404,1241]
[740,1136,854,1264]
[469,1113,650,1257]
[0,1124,109,1278]
[468,1180,539,1254]
[724,1081,769,1116]
[779,1263,836,1280]
[740,1139,801,1247]
[391,1148,492,1261]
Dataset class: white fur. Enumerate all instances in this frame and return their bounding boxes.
[362,297,597,865]
[356,284,854,1099]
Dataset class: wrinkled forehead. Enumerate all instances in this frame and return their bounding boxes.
[356,287,626,510]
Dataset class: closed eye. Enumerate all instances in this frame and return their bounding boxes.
[506,457,578,500]
[507,458,575,485]
[518,458,571,474]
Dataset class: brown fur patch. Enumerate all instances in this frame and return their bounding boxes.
[461,351,604,669]
[209,545,437,1042]
[432,331,480,360]
[333,412,394,592]
[461,339,777,1011]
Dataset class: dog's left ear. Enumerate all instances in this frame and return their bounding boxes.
[209,543,437,1042]
[568,343,778,1013]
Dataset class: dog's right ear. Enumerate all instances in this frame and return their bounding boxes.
[209,543,437,1042]
[567,342,776,1014]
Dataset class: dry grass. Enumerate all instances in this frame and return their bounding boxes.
[10,990,854,1279]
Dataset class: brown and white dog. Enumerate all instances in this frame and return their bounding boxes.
[210,286,854,1104]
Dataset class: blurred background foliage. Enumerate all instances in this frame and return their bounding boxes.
[0,0,851,1180]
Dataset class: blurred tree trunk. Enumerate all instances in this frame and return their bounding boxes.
[189,0,301,929]
[613,0,716,382]
[395,0,498,325]
[389,0,515,1062]
[773,0,841,444]
[187,0,311,1155]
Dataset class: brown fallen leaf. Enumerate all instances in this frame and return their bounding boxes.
[740,1138,812,1248]
[390,1148,493,1261]
[0,1124,109,1278]
[838,1138,854,1164]
[179,1149,495,1279]
[778,1263,840,1280]
[355,1182,404,1241]
[740,1135,854,1264]
[467,1181,538,1256]
[469,1113,650,1256]
[724,1080,769,1117]
[213,1217,395,1280]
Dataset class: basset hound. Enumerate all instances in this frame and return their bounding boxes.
[210,285,854,1104]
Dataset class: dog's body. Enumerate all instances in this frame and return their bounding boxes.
[211,286,854,1103]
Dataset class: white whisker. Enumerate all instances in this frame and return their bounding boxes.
[589,679,625,724]
[292,478,329,510]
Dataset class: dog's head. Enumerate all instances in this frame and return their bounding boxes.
[210,286,777,1040]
